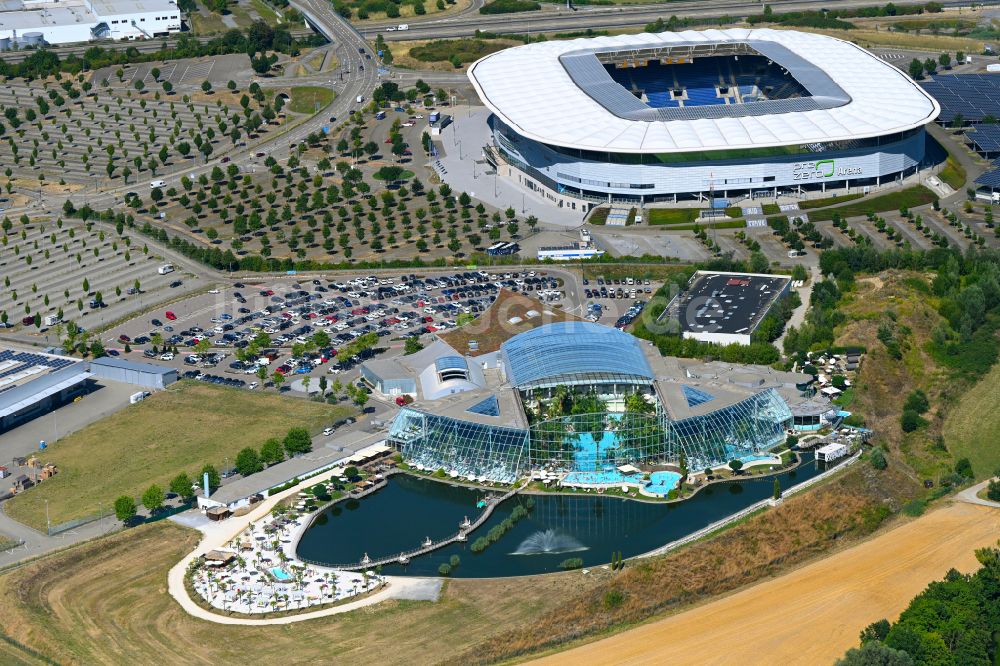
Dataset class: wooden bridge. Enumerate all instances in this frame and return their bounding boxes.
[305,482,523,571]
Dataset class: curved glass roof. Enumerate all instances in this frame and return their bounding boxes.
[434,355,468,372]
[500,322,654,389]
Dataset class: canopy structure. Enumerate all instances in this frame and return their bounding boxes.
[468,28,939,154]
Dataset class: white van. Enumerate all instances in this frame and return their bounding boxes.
[356,95,364,104]
[157,264,174,275]
[397,24,408,30]
[150,179,165,188]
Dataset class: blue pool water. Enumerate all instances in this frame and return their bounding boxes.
[270,567,292,581]
[563,469,635,485]
[645,471,681,495]
[572,431,620,472]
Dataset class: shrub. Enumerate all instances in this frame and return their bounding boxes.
[900,410,924,433]
[438,563,452,576]
[470,537,489,553]
[870,446,888,470]
[987,479,1000,502]
[953,457,974,479]
[559,557,583,570]
[602,589,624,609]
[902,498,927,517]
[903,389,929,414]
[479,0,540,13]
[449,554,460,568]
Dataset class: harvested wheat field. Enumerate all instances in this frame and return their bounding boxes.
[534,501,1000,666]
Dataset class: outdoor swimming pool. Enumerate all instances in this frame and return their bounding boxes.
[270,567,293,581]
[645,471,681,495]
[562,468,636,486]
[298,451,840,578]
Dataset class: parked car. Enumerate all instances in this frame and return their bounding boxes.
[165,311,177,320]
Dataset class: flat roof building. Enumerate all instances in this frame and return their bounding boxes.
[0,348,91,433]
[0,0,180,47]
[89,356,177,389]
[660,271,792,345]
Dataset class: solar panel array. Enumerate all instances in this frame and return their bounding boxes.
[968,124,1000,153]
[975,167,1000,189]
[920,74,1000,122]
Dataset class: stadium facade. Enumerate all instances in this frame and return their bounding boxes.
[378,320,835,484]
[467,29,940,208]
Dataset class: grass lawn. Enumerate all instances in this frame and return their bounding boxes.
[248,0,280,23]
[799,193,865,210]
[647,208,700,225]
[833,387,855,409]
[0,522,599,664]
[943,361,1000,480]
[288,86,335,114]
[938,156,967,190]
[4,382,351,531]
[188,11,228,35]
[808,186,937,222]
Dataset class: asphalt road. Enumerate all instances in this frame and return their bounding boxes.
[364,0,991,41]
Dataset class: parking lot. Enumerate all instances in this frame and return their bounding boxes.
[104,268,567,391]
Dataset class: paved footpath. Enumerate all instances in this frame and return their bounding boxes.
[957,478,1000,509]
[166,466,442,625]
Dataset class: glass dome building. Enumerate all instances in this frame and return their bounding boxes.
[387,322,795,483]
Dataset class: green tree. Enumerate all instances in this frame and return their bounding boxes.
[836,641,913,666]
[728,459,743,474]
[772,477,782,500]
[141,484,165,512]
[403,336,423,355]
[907,58,924,80]
[284,426,312,455]
[169,472,195,500]
[235,447,263,476]
[261,437,285,465]
[199,464,221,493]
[114,495,137,523]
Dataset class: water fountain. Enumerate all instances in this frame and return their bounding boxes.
[511,529,588,555]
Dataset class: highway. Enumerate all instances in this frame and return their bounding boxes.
[362,0,1000,41]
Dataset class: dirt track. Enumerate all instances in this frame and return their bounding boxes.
[534,502,1000,666]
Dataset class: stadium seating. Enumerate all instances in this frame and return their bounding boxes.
[605,55,807,110]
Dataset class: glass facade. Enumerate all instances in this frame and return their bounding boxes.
[388,389,793,483]
[389,408,528,484]
[665,389,793,472]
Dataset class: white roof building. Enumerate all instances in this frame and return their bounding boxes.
[468,29,939,154]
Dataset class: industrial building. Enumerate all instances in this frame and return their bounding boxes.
[660,270,791,345]
[0,0,181,48]
[0,348,92,433]
[376,320,835,484]
[467,29,939,210]
[89,356,177,389]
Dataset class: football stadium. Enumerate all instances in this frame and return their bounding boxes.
[375,319,836,488]
[467,29,940,209]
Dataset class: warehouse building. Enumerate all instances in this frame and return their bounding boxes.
[659,271,791,345]
[0,348,92,433]
[89,356,177,389]
[0,0,181,48]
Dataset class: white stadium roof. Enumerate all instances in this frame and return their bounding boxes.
[467,28,940,154]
